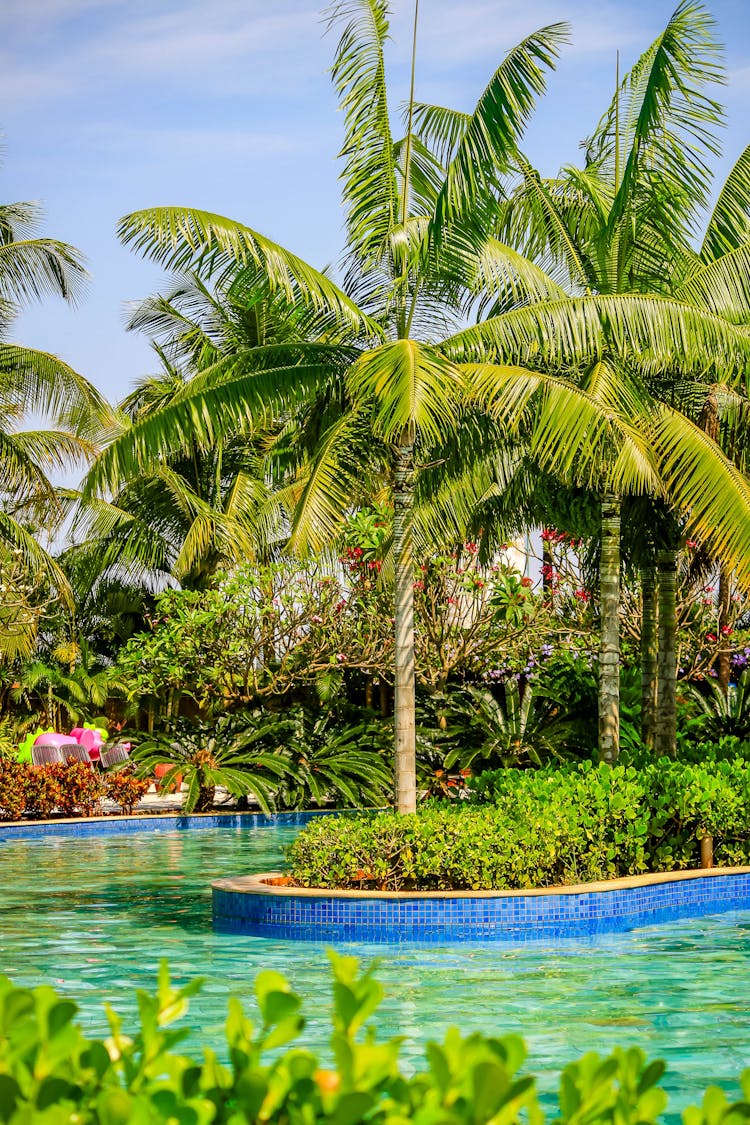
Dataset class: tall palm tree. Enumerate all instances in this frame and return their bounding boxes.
[84,0,750,807]
[425,0,750,762]
[645,141,750,747]
[0,192,108,587]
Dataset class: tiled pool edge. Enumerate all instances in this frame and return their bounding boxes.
[212,867,750,944]
[0,809,327,841]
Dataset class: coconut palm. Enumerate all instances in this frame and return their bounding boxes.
[70,270,310,587]
[84,1,750,808]
[420,0,750,762]
[0,192,109,590]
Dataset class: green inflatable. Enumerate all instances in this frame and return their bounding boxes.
[16,728,54,763]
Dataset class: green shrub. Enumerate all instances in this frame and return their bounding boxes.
[289,759,750,890]
[1,956,749,1124]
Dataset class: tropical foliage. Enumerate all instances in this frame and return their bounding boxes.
[1,0,750,824]
[7,956,750,1125]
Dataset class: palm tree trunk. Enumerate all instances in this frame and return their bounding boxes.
[717,565,732,693]
[655,548,678,758]
[394,432,417,814]
[699,389,732,695]
[598,493,620,764]
[640,565,658,750]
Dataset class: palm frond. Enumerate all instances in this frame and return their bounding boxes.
[287,410,368,553]
[0,238,87,307]
[701,142,750,258]
[0,344,108,429]
[592,0,725,228]
[117,207,379,337]
[327,0,399,271]
[461,361,658,494]
[677,239,750,323]
[411,104,471,168]
[347,338,464,443]
[84,352,344,495]
[431,23,569,241]
[500,158,590,288]
[649,405,750,584]
[444,292,750,377]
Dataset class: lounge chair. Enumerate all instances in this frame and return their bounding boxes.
[100,744,131,769]
[61,744,95,767]
[31,744,65,766]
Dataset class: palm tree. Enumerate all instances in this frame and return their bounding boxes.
[427,0,750,762]
[71,268,330,588]
[0,192,108,588]
[646,140,750,745]
[84,0,750,807]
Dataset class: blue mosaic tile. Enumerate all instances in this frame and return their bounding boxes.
[212,872,750,945]
[0,809,325,843]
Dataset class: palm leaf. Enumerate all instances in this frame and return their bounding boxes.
[595,0,724,228]
[288,409,376,553]
[347,338,464,443]
[431,23,569,242]
[117,207,379,337]
[444,292,750,377]
[84,352,344,495]
[677,240,750,322]
[648,405,750,584]
[327,0,399,270]
[701,142,750,258]
[0,344,109,428]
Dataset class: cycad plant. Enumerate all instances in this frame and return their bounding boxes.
[684,673,750,743]
[445,682,570,772]
[132,715,296,813]
[84,1,750,808]
[267,705,392,810]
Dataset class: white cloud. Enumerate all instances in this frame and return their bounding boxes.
[386,0,651,65]
[0,0,324,104]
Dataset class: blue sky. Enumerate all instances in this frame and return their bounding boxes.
[3,0,749,403]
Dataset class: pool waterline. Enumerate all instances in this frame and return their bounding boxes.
[1,820,749,1116]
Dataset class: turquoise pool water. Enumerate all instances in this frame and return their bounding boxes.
[2,823,750,1114]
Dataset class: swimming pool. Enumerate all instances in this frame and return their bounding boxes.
[2,821,749,1114]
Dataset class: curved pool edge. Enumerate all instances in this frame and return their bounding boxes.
[212,866,750,944]
[0,809,329,841]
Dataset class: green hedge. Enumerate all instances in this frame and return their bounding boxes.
[288,760,750,890]
[1,956,749,1124]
